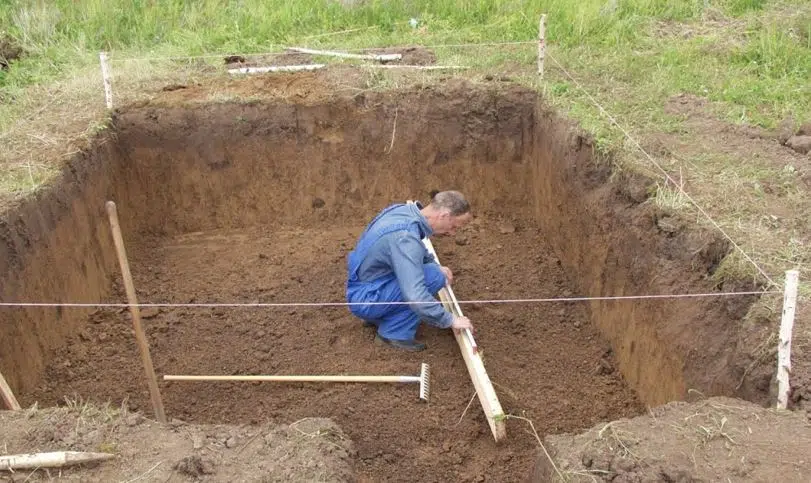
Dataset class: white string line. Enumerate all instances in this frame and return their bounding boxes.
[0,291,777,308]
[546,53,778,289]
[110,40,536,62]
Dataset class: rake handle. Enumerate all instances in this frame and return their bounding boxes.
[164,375,420,383]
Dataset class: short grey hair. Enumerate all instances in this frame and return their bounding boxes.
[429,190,470,216]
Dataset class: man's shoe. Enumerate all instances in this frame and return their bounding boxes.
[374,334,426,352]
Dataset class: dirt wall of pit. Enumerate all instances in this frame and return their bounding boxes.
[0,142,124,395]
[0,75,762,407]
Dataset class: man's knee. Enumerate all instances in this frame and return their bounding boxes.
[423,263,447,294]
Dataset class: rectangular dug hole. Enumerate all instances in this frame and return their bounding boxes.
[0,75,763,480]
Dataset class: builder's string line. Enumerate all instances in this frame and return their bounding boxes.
[109,40,537,62]
[0,290,777,308]
[545,52,778,289]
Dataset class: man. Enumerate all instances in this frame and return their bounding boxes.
[345,190,474,352]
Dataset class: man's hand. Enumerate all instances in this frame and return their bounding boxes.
[440,265,453,285]
[450,315,473,332]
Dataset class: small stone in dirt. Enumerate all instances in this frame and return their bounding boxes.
[574,321,581,328]
[612,456,637,473]
[258,253,268,259]
[786,135,811,154]
[312,197,326,208]
[170,418,186,428]
[225,436,238,448]
[125,413,142,427]
[141,307,160,319]
[192,432,205,449]
[455,235,469,246]
[498,223,516,234]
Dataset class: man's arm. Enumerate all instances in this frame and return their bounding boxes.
[388,231,454,329]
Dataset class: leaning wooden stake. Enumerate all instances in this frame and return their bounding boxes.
[0,370,21,410]
[105,201,167,423]
[777,269,799,409]
[0,451,115,471]
[408,202,506,441]
[538,14,546,77]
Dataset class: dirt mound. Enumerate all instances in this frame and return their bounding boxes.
[0,35,23,70]
[0,404,355,482]
[532,396,811,482]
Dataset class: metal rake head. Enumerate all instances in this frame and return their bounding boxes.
[419,363,430,402]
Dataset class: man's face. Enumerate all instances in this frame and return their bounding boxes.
[434,211,472,236]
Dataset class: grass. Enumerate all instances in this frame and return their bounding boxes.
[1,0,809,290]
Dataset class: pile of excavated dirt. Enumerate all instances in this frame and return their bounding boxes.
[532,396,811,482]
[0,405,355,482]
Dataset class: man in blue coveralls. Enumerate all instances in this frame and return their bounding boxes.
[346,190,475,352]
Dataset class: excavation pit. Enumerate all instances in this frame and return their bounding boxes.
[0,71,763,481]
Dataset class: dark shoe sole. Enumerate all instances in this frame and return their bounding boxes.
[374,334,426,352]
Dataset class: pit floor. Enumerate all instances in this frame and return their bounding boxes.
[26,214,643,481]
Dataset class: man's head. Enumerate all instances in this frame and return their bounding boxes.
[421,190,472,235]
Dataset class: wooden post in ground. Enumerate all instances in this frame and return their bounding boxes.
[777,269,799,409]
[0,369,21,410]
[538,14,547,78]
[99,52,113,109]
[105,201,167,423]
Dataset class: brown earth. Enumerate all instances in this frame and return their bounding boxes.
[23,218,644,482]
[0,405,355,482]
[532,396,811,482]
[1,69,805,480]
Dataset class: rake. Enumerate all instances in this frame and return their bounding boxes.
[163,362,431,402]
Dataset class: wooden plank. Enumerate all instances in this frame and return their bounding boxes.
[407,201,505,441]
[0,369,21,410]
[106,201,167,423]
[228,64,326,75]
[287,47,401,62]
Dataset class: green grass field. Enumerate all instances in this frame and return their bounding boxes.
[1,0,809,287]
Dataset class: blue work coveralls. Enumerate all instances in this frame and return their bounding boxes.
[346,202,454,341]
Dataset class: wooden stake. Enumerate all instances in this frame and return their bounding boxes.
[0,369,21,410]
[0,451,115,470]
[105,201,166,423]
[538,14,547,77]
[99,52,113,109]
[777,269,799,409]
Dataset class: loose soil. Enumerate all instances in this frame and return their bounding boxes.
[0,405,355,482]
[533,396,811,482]
[24,217,644,482]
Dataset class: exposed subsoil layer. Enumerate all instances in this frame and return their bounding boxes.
[26,221,644,481]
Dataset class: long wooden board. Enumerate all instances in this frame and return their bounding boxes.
[408,201,506,441]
